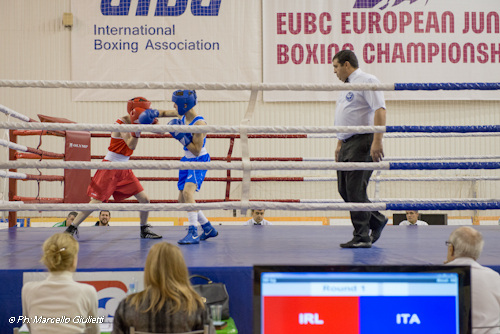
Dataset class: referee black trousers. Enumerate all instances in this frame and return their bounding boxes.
[337,133,387,242]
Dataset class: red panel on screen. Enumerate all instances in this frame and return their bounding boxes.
[263,296,360,334]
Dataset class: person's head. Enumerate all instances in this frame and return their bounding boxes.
[41,233,79,272]
[446,226,484,263]
[67,211,78,225]
[405,210,419,224]
[172,89,197,116]
[129,242,203,314]
[126,97,151,124]
[252,209,266,223]
[332,50,359,82]
[99,210,110,226]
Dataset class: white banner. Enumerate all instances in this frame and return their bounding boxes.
[71,0,261,101]
[263,0,500,101]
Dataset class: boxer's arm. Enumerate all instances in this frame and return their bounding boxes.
[185,119,206,157]
[119,131,138,150]
[158,109,179,117]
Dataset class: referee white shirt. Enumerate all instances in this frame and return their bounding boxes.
[243,218,273,225]
[334,69,386,141]
[399,220,429,226]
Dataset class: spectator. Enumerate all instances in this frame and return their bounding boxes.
[243,210,273,225]
[95,210,111,227]
[22,233,99,334]
[445,226,500,333]
[53,211,78,227]
[399,210,428,226]
[112,242,215,334]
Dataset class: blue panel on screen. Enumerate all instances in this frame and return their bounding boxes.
[359,296,457,334]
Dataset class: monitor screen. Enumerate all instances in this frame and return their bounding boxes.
[254,265,471,334]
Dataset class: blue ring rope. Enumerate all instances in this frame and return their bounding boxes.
[390,162,500,170]
[387,202,500,211]
[386,125,500,133]
[394,83,500,91]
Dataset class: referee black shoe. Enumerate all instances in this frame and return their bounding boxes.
[340,239,372,248]
[140,224,162,239]
[371,217,389,244]
[64,224,79,238]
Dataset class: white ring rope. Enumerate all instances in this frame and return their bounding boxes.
[0,202,389,212]
[0,172,497,182]
[0,80,395,92]
[0,121,386,135]
[1,106,498,139]
[0,170,27,179]
[0,161,391,171]
[2,121,499,137]
[0,139,28,152]
[300,198,498,203]
[0,104,31,122]
[0,200,495,212]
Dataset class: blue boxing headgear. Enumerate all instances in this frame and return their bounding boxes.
[172,90,197,116]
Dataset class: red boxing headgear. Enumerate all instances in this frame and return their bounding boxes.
[127,97,151,124]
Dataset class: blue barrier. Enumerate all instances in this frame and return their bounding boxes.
[0,218,30,227]
[390,162,500,170]
[387,202,500,211]
[386,125,500,133]
[395,83,500,91]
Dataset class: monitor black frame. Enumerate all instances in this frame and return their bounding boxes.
[253,265,471,334]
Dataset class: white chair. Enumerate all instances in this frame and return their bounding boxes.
[130,324,209,334]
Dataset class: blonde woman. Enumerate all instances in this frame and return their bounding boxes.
[112,242,215,334]
[21,233,99,334]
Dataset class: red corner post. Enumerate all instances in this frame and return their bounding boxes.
[8,129,17,228]
[38,115,91,204]
[64,131,91,203]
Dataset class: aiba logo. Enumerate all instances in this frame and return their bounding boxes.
[346,92,354,102]
[354,0,429,10]
[79,280,128,320]
[299,313,324,325]
[101,0,222,17]
[396,313,421,325]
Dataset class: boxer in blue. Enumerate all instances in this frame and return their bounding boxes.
[160,90,218,244]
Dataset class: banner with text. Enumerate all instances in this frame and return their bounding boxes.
[263,0,500,101]
[71,0,261,101]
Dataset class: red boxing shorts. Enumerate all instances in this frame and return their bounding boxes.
[87,168,144,202]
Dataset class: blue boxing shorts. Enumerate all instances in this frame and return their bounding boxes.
[178,154,211,192]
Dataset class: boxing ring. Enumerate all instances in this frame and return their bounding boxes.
[1,80,500,334]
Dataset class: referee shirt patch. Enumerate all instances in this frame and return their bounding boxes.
[346,92,354,102]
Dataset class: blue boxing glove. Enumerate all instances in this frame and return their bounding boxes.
[138,109,159,124]
[168,118,193,147]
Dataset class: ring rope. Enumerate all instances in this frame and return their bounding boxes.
[11,130,500,139]
[9,198,497,205]
[2,160,500,171]
[2,120,500,135]
[2,173,499,183]
[0,139,63,158]
[1,201,499,212]
[0,79,499,91]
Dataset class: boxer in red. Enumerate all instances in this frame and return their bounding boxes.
[65,97,162,239]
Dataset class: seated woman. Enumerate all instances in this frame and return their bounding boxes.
[112,242,215,334]
[22,233,99,334]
